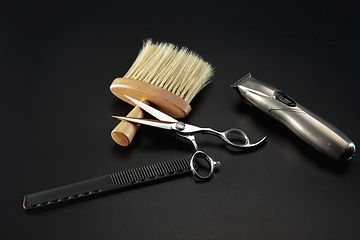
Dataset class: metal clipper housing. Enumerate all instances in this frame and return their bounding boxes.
[232,73,355,161]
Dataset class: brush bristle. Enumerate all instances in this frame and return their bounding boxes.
[123,39,213,103]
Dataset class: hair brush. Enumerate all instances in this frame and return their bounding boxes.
[110,40,213,146]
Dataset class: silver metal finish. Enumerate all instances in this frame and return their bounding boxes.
[175,122,186,131]
[112,116,177,130]
[232,73,356,161]
[189,151,220,180]
[125,95,177,122]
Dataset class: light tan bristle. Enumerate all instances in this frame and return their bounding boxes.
[123,39,213,103]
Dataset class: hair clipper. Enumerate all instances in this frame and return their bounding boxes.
[232,73,355,161]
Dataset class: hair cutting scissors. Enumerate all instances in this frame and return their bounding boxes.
[113,95,267,180]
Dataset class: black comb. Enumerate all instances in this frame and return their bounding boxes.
[23,157,191,209]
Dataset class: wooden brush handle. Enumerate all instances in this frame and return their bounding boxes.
[111,99,150,146]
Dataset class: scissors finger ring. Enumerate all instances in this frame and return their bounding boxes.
[190,150,220,180]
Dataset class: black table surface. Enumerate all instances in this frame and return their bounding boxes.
[2,1,360,239]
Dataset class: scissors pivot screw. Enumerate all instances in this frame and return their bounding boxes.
[175,122,186,131]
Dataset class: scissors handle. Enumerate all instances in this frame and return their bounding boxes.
[201,128,267,148]
[189,150,220,180]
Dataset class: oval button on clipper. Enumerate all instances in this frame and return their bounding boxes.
[275,91,297,107]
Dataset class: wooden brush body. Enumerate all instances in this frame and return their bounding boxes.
[111,78,191,118]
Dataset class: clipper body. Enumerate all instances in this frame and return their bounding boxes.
[232,73,355,161]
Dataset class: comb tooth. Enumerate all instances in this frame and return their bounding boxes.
[129,169,138,183]
[162,161,172,174]
[147,164,156,178]
[137,167,145,180]
[110,173,119,185]
[167,160,176,174]
[153,163,163,176]
[123,170,131,183]
[142,166,151,179]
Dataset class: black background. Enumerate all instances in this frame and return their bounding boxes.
[1,1,360,239]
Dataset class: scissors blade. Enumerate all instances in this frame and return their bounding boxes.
[124,95,177,122]
[112,116,176,130]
